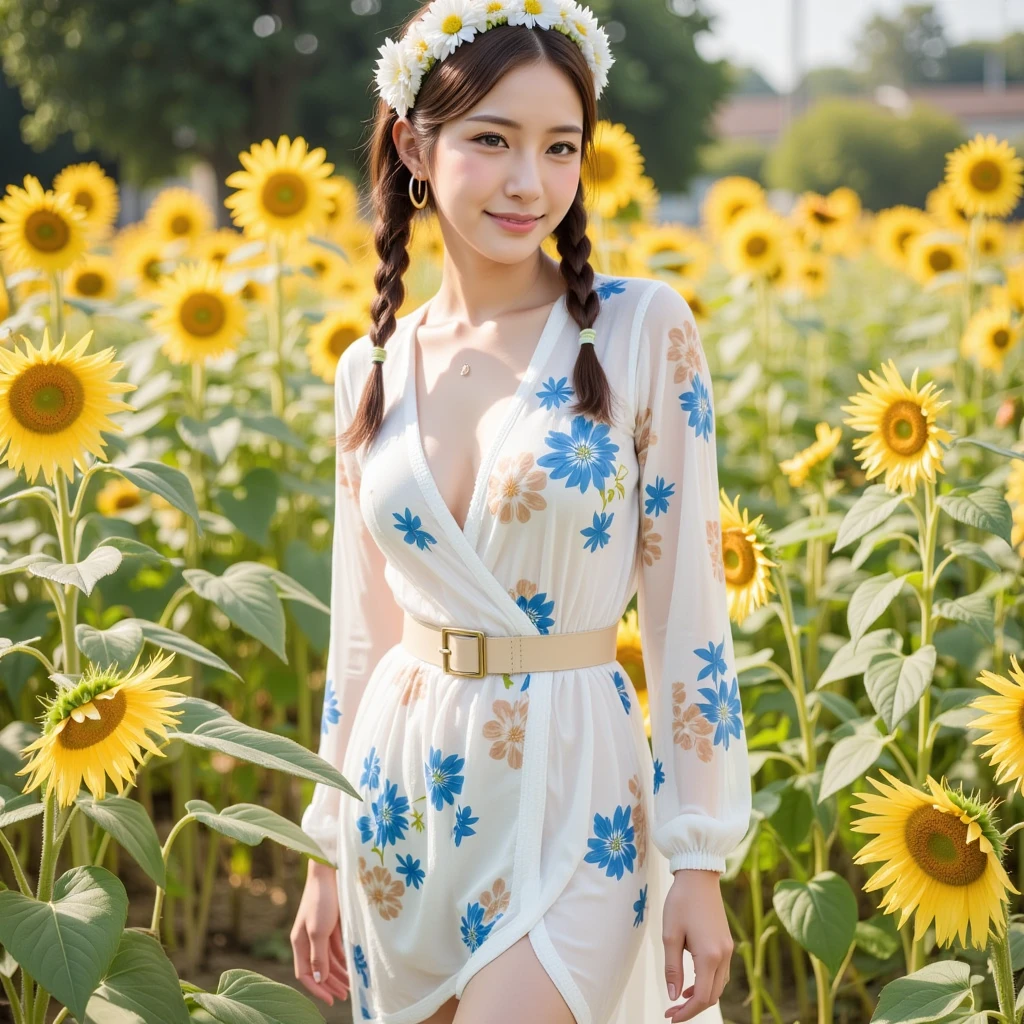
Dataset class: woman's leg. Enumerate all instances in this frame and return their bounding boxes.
[419,995,459,1024]
[453,936,576,1024]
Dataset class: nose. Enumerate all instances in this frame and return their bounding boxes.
[504,150,543,203]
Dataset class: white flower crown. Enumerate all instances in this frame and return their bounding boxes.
[374,0,614,119]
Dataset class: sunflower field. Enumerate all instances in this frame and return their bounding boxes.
[0,120,1023,1024]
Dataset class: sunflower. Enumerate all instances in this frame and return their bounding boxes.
[116,225,175,298]
[194,228,245,267]
[702,176,766,241]
[927,182,971,235]
[1009,456,1024,555]
[841,360,952,497]
[146,186,214,247]
[976,219,1007,261]
[225,135,336,242]
[790,191,851,253]
[627,224,710,285]
[616,607,647,738]
[0,175,89,275]
[16,652,187,807]
[851,770,1017,949]
[785,248,831,299]
[324,175,362,227]
[721,207,787,279]
[52,162,120,240]
[719,490,777,625]
[151,261,247,365]
[95,478,142,517]
[584,121,646,220]
[778,422,842,488]
[307,307,366,383]
[945,134,1024,219]
[971,656,1024,794]
[1004,263,1024,314]
[65,255,118,301]
[669,280,709,323]
[294,240,352,296]
[906,231,967,289]
[872,206,934,273]
[960,305,1020,373]
[0,328,135,484]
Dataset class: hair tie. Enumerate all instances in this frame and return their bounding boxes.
[371,346,387,363]
[578,329,596,347]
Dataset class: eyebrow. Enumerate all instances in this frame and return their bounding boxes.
[464,114,583,135]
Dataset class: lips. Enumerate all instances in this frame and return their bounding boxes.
[487,212,540,224]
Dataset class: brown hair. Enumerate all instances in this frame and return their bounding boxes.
[338,5,613,454]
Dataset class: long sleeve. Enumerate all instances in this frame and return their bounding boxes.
[633,282,752,874]
[300,348,405,866]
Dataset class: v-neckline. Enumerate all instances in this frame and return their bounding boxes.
[405,291,567,550]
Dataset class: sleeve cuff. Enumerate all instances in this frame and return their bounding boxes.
[669,850,726,874]
[300,805,340,868]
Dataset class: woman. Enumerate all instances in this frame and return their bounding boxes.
[290,2,751,1022]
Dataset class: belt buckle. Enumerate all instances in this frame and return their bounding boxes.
[439,627,486,678]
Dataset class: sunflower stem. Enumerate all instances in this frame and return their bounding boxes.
[989,924,1017,1024]
[150,813,196,935]
[35,789,58,902]
[1,972,24,1024]
[0,828,34,896]
[52,470,80,676]
[49,272,64,346]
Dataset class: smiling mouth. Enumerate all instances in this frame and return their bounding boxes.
[486,212,541,224]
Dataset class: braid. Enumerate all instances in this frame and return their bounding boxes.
[554,186,615,424]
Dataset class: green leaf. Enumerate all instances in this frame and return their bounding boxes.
[183,562,286,661]
[0,553,55,577]
[0,865,128,1022]
[847,574,907,646]
[283,541,331,652]
[952,436,1024,464]
[854,914,901,962]
[120,619,241,680]
[76,621,145,671]
[84,928,190,1024]
[765,777,813,849]
[186,800,330,864]
[773,871,857,976]
[215,468,280,547]
[28,545,122,596]
[99,536,175,566]
[269,567,330,615]
[188,968,325,1024]
[0,784,43,829]
[864,646,936,732]
[176,414,243,466]
[770,513,843,550]
[168,697,357,796]
[819,733,887,801]
[0,635,44,661]
[806,690,861,723]
[239,414,306,450]
[943,539,1001,574]
[115,461,201,532]
[933,593,995,643]
[818,629,903,687]
[307,235,351,261]
[937,487,1013,546]
[75,796,167,888]
[869,959,973,1023]
[833,486,905,553]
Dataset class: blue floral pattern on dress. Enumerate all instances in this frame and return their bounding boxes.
[517,591,555,634]
[460,900,495,951]
[536,375,574,410]
[695,637,728,684]
[584,804,636,880]
[633,884,648,927]
[581,510,614,552]
[424,747,466,811]
[644,475,675,517]
[612,671,631,714]
[395,853,426,890]
[679,373,713,442]
[697,676,744,750]
[320,678,340,735]
[356,779,410,849]
[521,673,531,692]
[653,758,665,795]
[596,278,627,300]
[360,747,381,789]
[537,415,619,494]
[453,804,479,846]
[353,944,370,988]
[392,507,438,551]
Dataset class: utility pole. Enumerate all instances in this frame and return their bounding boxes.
[784,0,806,131]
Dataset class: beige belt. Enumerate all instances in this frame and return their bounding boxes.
[401,612,620,678]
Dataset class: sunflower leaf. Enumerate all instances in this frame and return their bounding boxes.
[937,487,1013,546]
[117,619,241,680]
[932,593,995,643]
[188,968,324,1024]
[0,785,43,829]
[819,733,887,802]
[869,959,973,1023]
[75,622,146,671]
[847,573,908,646]
[29,545,123,597]
[818,629,903,688]
[185,800,331,865]
[114,461,202,533]
[307,235,351,262]
[863,646,937,732]
[951,437,1024,464]
[772,871,857,976]
[176,414,243,466]
[75,796,166,889]
[942,539,1001,574]
[833,486,906,553]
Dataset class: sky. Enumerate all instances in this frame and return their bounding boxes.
[695,0,1024,91]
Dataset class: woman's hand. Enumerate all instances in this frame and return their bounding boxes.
[290,860,350,1006]
[662,868,733,1022]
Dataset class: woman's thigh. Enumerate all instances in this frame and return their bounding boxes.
[419,995,459,1024]
[453,935,575,1024]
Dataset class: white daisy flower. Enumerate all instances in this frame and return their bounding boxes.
[507,0,562,31]
[374,37,421,118]
[479,0,515,25]
[404,18,435,73]
[588,26,613,96]
[562,1,599,53]
[421,0,488,60]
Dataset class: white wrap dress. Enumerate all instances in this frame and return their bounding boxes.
[301,274,753,1024]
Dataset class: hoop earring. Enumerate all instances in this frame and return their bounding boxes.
[409,175,429,210]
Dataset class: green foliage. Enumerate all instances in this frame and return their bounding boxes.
[765,98,965,210]
[698,138,769,184]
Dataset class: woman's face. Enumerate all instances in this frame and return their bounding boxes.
[418,60,584,264]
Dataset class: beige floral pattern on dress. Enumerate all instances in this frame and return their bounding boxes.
[627,773,648,868]
[671,682,714,763]
[358,856,405,920]
[667,322,702,385]
[634,407,658,473]
[487,452,547,524]
[640,515,662,567]
[479,877,511,923]
[706,519,724,582]
[337,448,360,498]
[393,662,427,706]
[508,578,538,604]
[482,697,529,769]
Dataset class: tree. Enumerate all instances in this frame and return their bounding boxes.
[853,3,948,88]
[798,66,865,98]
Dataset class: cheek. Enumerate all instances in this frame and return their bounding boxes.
[549,161,582,206]
[442,150,498,194]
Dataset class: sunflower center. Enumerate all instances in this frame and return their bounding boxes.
[904,804,988,886]
[726,201,748,225]
[745,235,768,258]
[179,292,226,337]
[115,491,140,509]
[25,210,71,253]
[441,13,464,31]
[896,229,913,252]
[812,209,836,226]
[329,326,360,357]
[74,190,95,211]
[882,399,929,457]
[654,246,686,275]
[928,248,953,273]
[144,258,163,282]
[595,151,619,185]
[992,328,1010,349]
[57,689,127,751]
[969,159,1002,194]
[170,214,192,236]
[722,529,756,586]
[262,173,309,217]
[9,363,85,435]
[76,271,105,296]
